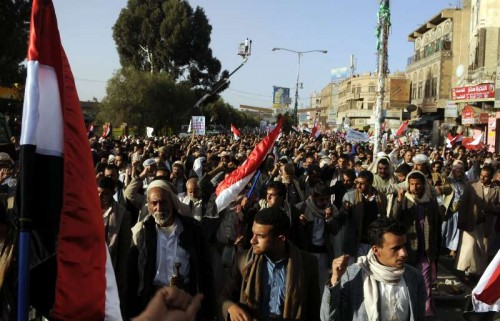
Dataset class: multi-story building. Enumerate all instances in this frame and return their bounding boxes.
[455,0,500,152]
[406,7,470,114]
[321,72,409,130]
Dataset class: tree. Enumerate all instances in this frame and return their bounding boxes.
[0,0,30,86]
[112,0,229,96]
[97,68,196,134]
[202,100,259,129]
[276,112,293,133]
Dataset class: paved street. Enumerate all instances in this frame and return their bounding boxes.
[432,255,499,321]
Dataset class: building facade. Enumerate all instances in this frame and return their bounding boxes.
[406,7,470,114]
[320,72,409,131]
[449,0,500,152]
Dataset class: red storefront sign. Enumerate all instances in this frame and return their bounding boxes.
[462,105,489,125]
[452,83,495,100]
[479,113,489,124]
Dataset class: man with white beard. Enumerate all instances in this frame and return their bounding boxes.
[126,179,215,320]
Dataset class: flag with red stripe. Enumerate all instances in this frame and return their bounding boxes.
[87,122,94,138]
[19,0,120,319]
[102,123,111,138]
[311,120,321,139]
[231,123,241,141]
[472,250,500,312]
[462,133,484,150]
[446,133,463,147]
[215,118,283,212]
[396,120,409,137]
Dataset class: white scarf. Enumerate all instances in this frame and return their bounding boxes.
[357,249,405,321]
[304,197,327,221]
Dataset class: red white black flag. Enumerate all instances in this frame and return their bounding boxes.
[19,0,120,319]
[231,123,241,141]
[216,118,283,212]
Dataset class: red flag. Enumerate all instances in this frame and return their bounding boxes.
[311,121,321,139]
[472,250,500,311]
[216,118,283,212]
[20,0,119,319]
[462,133,484,150]
[87,122,94,137]
[102,123,111,138]
[230,123,241,141]
[396,120,409,137]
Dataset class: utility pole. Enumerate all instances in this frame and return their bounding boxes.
[373,0,390,156]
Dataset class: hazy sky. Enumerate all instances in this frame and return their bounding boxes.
[52,0,460,109]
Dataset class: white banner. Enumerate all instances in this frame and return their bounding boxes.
[445,102,458,118]
[146,127,154,138]
[346,128,370,142]
[191,116,205,135]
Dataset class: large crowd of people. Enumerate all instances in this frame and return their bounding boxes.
[0,129,499,320]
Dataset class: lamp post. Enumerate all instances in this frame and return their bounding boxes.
[272,48,327,126]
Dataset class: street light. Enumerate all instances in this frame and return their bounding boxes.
[272,47,327,126]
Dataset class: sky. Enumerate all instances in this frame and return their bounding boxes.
[52,0,461,109]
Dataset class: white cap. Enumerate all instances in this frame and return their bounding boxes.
[142,158,156,167]
[412,154,429,165]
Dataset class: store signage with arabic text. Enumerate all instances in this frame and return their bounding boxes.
[452,83,495,100]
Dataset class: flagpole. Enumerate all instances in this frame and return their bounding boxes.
[373,0,390,156]
[18,229,31,321]
[246,170,262,198]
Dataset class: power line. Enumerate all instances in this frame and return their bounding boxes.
[227,86,312,102]
[227,87,272,98]
[74,77,107,83]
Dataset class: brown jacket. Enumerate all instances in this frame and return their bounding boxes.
[221,241,321,321]
[457,180,500,238]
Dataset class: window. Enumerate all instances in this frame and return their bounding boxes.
[369,84,376,93]
[424,79,431,97]
[367,103,374,110]
[411,83,417,100]
[356,86,361,94]
[431,77,437,97]
[417,82,423,99]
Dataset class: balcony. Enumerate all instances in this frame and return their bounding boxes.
[407,40,452,68]
[467,66,496,84]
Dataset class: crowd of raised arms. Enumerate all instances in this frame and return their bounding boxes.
[0,129,499,321]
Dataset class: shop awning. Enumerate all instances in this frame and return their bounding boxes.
[408,113,443,128]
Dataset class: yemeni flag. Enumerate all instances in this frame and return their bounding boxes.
[215,118,283,212]
[462,133,484,150]
[102,123,111,138]
[87,122,94,138]
[231,123,241,141]
[19,0,120,319]
[311,121,321,139]
[472,250,500,312]
[395,120,409,137]
[446,133,463,147]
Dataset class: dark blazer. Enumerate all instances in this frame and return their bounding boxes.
[320,263,426,321]
[126,214,215,319]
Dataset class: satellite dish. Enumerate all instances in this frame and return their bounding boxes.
[406,104,417,112]
[456,64,465,78]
